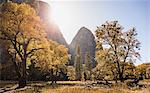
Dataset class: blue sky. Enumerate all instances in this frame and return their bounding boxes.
[43,0,150,65]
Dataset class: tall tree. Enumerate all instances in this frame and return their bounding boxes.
[0,2,46,87]
[75,45,82,81]
[95,21,141,82]
[85,52,92,80]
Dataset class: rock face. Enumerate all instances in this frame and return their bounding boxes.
[37,1,68,47]
[69,27,96,67]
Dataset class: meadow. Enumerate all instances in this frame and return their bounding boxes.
[1,80,150,93]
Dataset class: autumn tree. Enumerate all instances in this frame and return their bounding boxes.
[0,2,46,87]
[95,21,141,82]
[33,40,69,84]
[75,45,82,81]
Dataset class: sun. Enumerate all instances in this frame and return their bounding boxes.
[41,0,71,27]
[38,0,81,30]
[41,0,69,25]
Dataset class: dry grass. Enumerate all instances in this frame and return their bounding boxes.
[1,80,150,93]
[139,80,150,84]
[41,86,122,93]
[15,84,150,93]
[39,86,150,93]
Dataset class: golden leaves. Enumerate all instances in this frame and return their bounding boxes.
[33,40,69,72]
[0,2,47,64]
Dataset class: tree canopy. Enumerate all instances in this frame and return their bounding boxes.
[95,21,141,81]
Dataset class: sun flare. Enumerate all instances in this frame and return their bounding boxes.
[41,1,71,28]
[51,3,67,24]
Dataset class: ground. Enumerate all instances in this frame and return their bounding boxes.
[0,80,150,93]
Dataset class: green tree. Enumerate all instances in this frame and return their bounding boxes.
[0,2,46,87]
[85,52,92,80]
[95,21,140,82]
[75,45,82,81]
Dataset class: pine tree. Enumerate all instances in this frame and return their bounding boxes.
[75,45,82,81]
[85,52,92,80]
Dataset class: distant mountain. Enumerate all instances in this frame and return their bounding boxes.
[69,27,96,67]
[38,1,68,47]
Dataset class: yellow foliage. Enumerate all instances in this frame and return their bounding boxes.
[33,40,69,73]
[0,2,46,66]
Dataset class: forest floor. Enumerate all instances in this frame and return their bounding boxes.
[0,80,150,93]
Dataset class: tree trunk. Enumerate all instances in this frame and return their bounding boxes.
[18,76,26,88]
[12,53,26,88]
[119,74,123,82]
[50,69,54,85]
[116,61,123,82]
[12,52,21,79]
[19,59,27,88]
